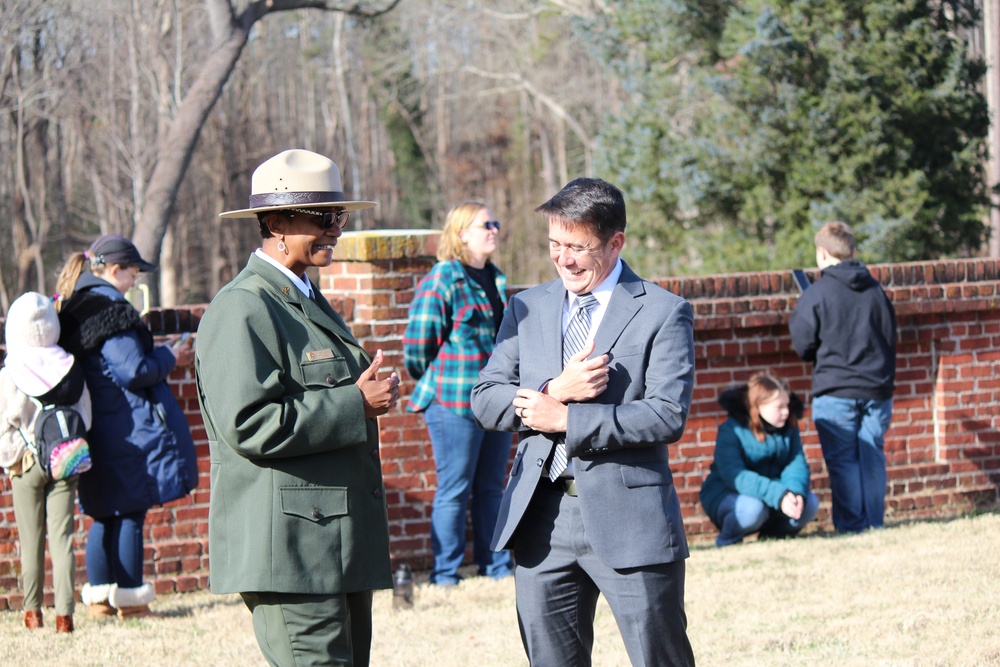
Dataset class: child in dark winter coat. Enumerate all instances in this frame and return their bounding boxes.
[699,372,819,547]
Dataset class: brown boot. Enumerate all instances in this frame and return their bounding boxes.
[55,615,74,633]
[88,601,117,619]
[109,583,155,621]
[23,609,43,629]
[82,583,117,620]
[117,605,152,620]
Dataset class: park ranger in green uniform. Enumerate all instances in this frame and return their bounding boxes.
[195,149,400,667]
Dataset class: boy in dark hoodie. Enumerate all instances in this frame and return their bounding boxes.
[789,221,896,533]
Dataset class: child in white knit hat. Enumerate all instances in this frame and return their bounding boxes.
[1,291,91,633]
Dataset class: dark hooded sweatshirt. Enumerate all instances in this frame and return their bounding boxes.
[789,260,896,400]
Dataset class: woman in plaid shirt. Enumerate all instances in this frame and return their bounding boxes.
[404,201,514,586]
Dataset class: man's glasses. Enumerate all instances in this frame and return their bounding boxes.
[473,221,501,231]
[288,208,351,230]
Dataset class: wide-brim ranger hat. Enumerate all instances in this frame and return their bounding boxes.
[219,149,377,219]
[88,234,157,272]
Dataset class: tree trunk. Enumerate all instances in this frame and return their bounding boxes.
[132,11,253,272]
[333,13,361,201]
[131,0,401,303]
[985,0,1000,257]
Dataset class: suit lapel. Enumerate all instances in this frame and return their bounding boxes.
[294,286,372,365]
[247,255,367,359]
[302,281,356,342]
[541,281,567,377]
[592,263,644,356]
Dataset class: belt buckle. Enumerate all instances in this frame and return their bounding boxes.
[563,478,578,497]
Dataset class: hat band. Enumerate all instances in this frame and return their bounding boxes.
[249,191,345,209]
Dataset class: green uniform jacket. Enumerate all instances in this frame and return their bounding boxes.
[195,254,392,595]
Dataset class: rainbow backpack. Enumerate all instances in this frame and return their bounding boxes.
[30,402,92,480]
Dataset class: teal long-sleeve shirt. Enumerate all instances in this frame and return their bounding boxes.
[699,418,811,520]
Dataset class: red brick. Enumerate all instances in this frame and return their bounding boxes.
[153,579,176,594]
[175,576,200,592]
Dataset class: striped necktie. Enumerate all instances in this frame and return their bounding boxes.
[550,292,598,481]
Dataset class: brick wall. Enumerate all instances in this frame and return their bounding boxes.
[662,260,1000,536]
[0,230,997,609]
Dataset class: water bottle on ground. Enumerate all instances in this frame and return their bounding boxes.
[393,563,414,610]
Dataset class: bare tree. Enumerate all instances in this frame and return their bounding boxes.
[2,0,77,301]
[128,0,399,303]
[0,0,624,302]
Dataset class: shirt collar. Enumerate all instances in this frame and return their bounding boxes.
[567,258,622,310]
[254,248,313,299]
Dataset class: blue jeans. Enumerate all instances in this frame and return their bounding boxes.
[812,395,893,533]
[424,401,514,584]
[711,492,820,547]
[86,511,147,588]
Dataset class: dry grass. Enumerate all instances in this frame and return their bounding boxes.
[1,511,998,666]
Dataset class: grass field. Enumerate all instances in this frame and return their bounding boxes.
[1,511,998,666]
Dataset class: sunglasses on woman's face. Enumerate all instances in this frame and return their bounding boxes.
[474,220,501,231]
[288,208,351,230]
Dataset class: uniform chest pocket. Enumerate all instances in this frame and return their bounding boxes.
[280,486,348,523]
[300,356,353,388]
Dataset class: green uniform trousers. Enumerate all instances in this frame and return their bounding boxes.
[241,590,374,667]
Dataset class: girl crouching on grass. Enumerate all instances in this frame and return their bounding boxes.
[700,371,819,547]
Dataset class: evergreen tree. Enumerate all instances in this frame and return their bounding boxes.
[579,0,991,274]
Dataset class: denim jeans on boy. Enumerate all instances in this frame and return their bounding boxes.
[711,492,820,547]
[424,400,514,585]
[812,395,893,533]
[86,510,147,588]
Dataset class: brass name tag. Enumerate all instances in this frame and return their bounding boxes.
[306,348,336,362]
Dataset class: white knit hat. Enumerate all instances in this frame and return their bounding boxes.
[3,292,75,397]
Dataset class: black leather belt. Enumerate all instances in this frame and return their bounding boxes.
[541,477,578,497]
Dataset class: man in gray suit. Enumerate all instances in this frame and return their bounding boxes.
[472,178,696,667]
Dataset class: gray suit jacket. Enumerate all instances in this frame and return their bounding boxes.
[471,262,694,569]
